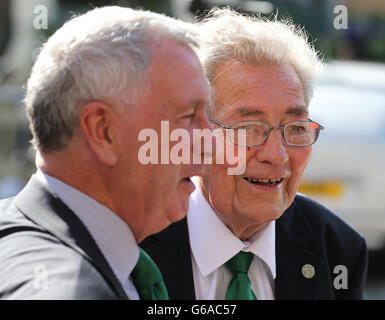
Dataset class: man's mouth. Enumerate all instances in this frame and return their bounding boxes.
[243,177,284,186]
[181,176,195,186]
[180,177,196,193]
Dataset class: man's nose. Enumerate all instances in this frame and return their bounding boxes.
[198,112,211,130]
[255,128,289,165]
[191,113,216,165]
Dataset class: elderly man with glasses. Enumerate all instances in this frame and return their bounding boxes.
[141,8,368,300]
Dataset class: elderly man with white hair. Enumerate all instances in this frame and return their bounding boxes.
[0,6,211,299]
[141,8,368,300]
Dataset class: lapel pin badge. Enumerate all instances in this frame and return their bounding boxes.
[302,264,315,279]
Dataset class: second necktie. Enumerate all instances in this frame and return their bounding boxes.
[131,248,169,300]
[225,251,257,300]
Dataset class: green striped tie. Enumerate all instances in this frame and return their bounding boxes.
[131,248,169,300]
[225,251,257,300]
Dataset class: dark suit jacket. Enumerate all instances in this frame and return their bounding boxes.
[140,194,368,300]
[0,176,128,299]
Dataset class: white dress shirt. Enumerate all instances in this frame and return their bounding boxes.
[35,169,140,300]
[187,178,276,300]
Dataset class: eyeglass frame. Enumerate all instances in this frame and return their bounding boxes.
[209,118,324,147]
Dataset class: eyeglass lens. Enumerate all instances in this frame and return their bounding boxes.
[229,121,319,146]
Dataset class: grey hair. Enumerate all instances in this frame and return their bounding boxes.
[197,8,324,113]
[25,6,199,153]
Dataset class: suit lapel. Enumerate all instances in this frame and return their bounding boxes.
[275,198,331,299]
[15,176,128,300]
[140,218,196,299]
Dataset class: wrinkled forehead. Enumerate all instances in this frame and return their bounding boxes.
[210,62,306,121]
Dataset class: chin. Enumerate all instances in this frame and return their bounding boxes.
[177,197,190,219]
[167,198,190,224]
[240,203,285,224]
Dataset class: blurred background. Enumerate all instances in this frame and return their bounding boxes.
[0,0,384,298]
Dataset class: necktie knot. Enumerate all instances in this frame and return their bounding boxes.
[131,248,169,300]
[225,251,254,274]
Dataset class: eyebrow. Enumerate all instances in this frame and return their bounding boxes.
[237,108,263,116]
[237,105,308,117]
[285,105,308,116]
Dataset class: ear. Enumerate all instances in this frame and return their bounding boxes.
[79,102,118,167]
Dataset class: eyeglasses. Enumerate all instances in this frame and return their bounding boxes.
[209,118,324,147]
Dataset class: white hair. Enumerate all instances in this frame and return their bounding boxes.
[197,8,324,112]
[25,6,199,152]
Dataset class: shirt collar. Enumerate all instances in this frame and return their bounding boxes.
[187,177,276,278]
[35,169,139,285]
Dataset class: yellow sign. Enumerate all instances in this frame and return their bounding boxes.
[298,181,344,198]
